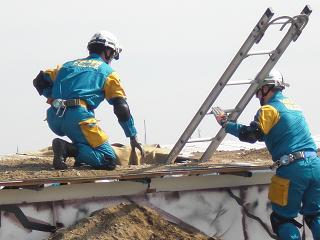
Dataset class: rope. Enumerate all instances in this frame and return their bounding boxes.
[226,188,278,239]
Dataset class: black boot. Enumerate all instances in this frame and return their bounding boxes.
[52,138,78,170]
[95,157,116,171]
[104,158,116,170]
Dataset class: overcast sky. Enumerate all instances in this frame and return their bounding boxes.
[1,0,319,154]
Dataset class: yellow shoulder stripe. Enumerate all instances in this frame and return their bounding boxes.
[258,105,280,134]
[104,72,126,100]
[44,65,61,81]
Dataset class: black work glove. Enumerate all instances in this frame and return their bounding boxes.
[33,71,52,95]
[130,136,145,158]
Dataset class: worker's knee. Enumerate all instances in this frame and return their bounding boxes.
[76,142,115,166]
[305,213,319,228]
[270,212,302,236]
[304,213,320,238]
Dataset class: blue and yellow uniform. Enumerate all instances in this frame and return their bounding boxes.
[41,53,137,168]
[226,91,320,240]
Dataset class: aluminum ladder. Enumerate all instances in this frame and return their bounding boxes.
[167,5,312,164]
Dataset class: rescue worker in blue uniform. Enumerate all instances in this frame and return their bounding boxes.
[33,30,144,170]
[213,69,320,240]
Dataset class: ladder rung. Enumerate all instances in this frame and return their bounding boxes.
[224,108,236,113]
[187,137,213,143]
[246,49,275,57]
[226,80,255,86]
[206,108,236,115]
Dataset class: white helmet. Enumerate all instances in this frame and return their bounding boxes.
[87,31,122,60]
[262,69,290,89]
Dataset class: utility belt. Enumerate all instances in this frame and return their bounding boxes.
[51,99,87,117]
[271,151,317,169]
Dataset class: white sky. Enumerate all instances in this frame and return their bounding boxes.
[0,0,319,154]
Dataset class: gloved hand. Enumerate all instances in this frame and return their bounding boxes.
[130,136,145,158]
[212,107,228,127]
[33,71,52,95]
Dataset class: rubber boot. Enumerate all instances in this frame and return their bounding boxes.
[94,157,116,170]
[52,138,78,170]
[104,157,116,170]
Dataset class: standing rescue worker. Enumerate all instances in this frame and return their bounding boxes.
[213,69,320,240]
[33,31,144,170]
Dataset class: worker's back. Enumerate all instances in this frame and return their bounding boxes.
[52,53,113,110]
[262,91,317,160]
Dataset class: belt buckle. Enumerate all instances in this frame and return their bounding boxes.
[279,155,289,166]
[52,99,65,109]
[279,154,293,166]
[52,99,66,117]
[271,154,295,170]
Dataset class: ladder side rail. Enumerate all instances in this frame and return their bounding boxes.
[200,11,311,162]
[166,9,274,164]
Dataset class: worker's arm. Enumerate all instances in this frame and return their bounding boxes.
[213,107,267,143]
[225,121,264,143]
[110,97,137,137]
[110,97,144,156]
[104,72,145,156]
[224,105,280,143]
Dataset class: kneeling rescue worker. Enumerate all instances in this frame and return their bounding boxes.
[213,69,320,240]
[33,30,145,170]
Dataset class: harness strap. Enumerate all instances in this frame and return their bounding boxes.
[271,151,317,169]
[47,98,87,108]
[51,99,87,117]
[305,213,320,229]
[64,99,87,108]
[270,212,303,236]
[51,99,87,108]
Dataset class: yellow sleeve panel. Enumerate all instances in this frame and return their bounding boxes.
[104,72,127,100]
[258,105,280,135]
[44,65,60,81]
